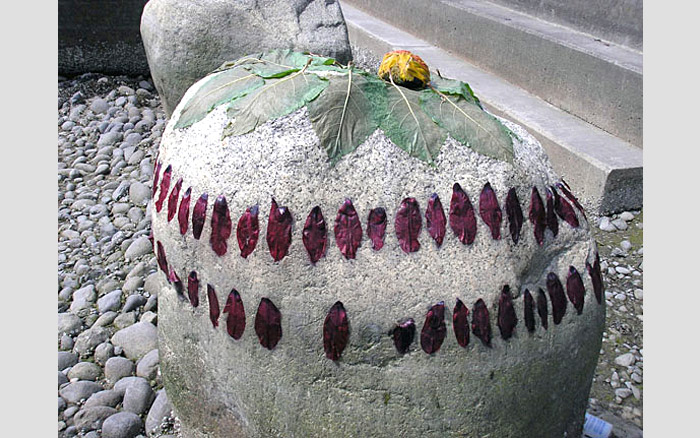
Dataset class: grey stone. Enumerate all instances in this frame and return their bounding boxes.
[124,236,152,262]
[94,342,116,366]
[70,285,96,313]
[63,405,79,420]
[73,406,119,432]
[129,181,150,206]
[612,218,628,230]
[59,396,67,412]
[140,310,158,325]
[143,272,161,297]
[102,411,144,438]
[123,294,148,313]
[59,371,69,388]
[84,390,123,409]
[59,381,104,404]
[614,388,632,399]
[90,98,109,114]
[123,377,155,415]
[140,0,352,114]
[619,211,635,221]
[98,131,122,147]
[598,216,617,232]
[94,311,119,327]
[105,357,135,384]
[60,334,75,350]
[114,376,148,396]
[151,77,605,436]
[98,290,123,313]
[615,353,636,367]
[114,311,137,329]
[73,326,111,358]
[58,351,79,370]
[67,362,102,381]
[111,321,158,360]
[58,312,82,337]
[136,349,159,380]
[145,390,173,437]
[122,276,144,294]
[143,295,158,312]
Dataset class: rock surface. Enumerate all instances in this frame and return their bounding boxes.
[140,0,352,115]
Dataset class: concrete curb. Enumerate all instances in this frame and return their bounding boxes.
[340,1,642,215]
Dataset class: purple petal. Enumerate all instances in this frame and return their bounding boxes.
[178,187,192,235]
[523,289,535,333]
[391,319,415,354]
[545,187,559,237]
[167,177,183,222]
[152,161,162,197]
[425,193,446,247]
[187,271,199,308]
[566,266,586,314]
[479,182,502,240]
[168,267,184,300]
[449,183,477,245]
[557,180,587,220]
[155,164,172,213]
[536,288,549,330]
[497,285,517,340]
[471,298,491,347]
[529,187,546,245]
[207,284,220,328]
[586,252,604,304]
[254,298,282,350]
[452,298,470,348]
[302,206,328,264]
[156,241,168,275]
[552,186,580,228]
[192,193,208,240]
[395,197,421,254]
[210,195,232,256]
[420,301,446,354]
[323,301,350,361]
[223,289,246,340]
[236,205,259,259]
[546,272,567,324]
[267,198,293,262]
[505,188,524,244]
[367,207,387,251]
[334,199,362,259]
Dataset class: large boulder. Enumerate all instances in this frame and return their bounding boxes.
[151,52,605,437]
[140,0,352,116]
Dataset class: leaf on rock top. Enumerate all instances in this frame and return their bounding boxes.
[237,205,260,259]
[420,88,514,163]
[536,288,549,330]
[505,188,524,244]
[308,70,378,164]
[391,318,416,354]
[395,197,422,254]
[479,182,502,240]
[453,298,470,348]
[378,80,446,164]
[255,297,282,350]
[174,68,264,129]
[420,301,446,354]
[566,266,586,315]
[207,284,220,328]
[223,288,246,340]
[546,272,567,325]
[430,75,481,107]
[241,50,336,78]
[302,206,328,264]
[323,301,350,361]
[523,289,536,333]
[224,70,328,137]
[334,199,362,259]
[367,207,387,251]
[471,298,491,347]
[497,285,517,340]
[449,183,477,245]
[425,193,446,247]
[267,198,293,262]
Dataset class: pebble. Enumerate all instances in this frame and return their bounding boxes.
[105,357,135,384]
[97,290,123,313]
[619,211,635,221]
[59,381,104,404]
[614,388,632,399]
[58,351,79,371]
[124,236,152,260]
[94,342,116,366]
[73,326,111,358]
[123,377,155,415]
[123,294,147,313]
[599,217,617,232]
[111,322,158,360]
[67,362,102,381]
[101,411,144,438]
[136,349,160,381]
[58,313,83,337]
[94,311,119,327]
[73,406,119,432]
[84,390,123,409]
[620,240,632,251]
[114,311,137,329]
[70,285,96,313]
[90,98,109,114]
[615,353,637,367]
[129,181,150,206]
[145,389,173,435]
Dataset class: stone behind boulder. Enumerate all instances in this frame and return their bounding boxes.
[140,0,352,115]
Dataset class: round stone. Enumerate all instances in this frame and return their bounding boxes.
[67,361,102,381]
[101,411,143,438]
[105,357,135,384]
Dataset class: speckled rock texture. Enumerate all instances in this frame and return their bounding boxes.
[151,70,605,437]
[140,0,352,116]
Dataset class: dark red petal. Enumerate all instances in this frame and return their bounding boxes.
[178,187,192,235]
[497,285,517,340]
[323,301,350,361]
[192,193,208,240]
[471,298,491,347]
[546,272,567,324]
[156,241,168,275]
[523,289,536,333]
[536,288,549,330]
[236,205,259,258]
[334,199,362,259]
[391,319,415,354]
[425,194,446,247]
[367,207,387,251]
[420,301,446,354]
[557,180,587,220]
[505,188,524,244]
[210,195,232,256]
[529,187,546,245]
[207,284,220,328]
[168,267,185,300]
[395,197,422,254]
[552,186,580,228]
[187,271,199,308]
[155,164,172,213]
[449,183,477,245]
[302,206,328,264]
[152,161,162,197]
[545,188,559,237]
[566,266,586,314]
[452,298,470,348]
[267,198,293,262]
[223,289,246,340]
[167,177,183,222]
[586,252,604,304]
[479,182,502,240]
[254,298,282,350]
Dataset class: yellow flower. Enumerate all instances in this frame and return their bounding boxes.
[377,50,431,89]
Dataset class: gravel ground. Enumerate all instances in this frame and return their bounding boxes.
[57,66,643,437]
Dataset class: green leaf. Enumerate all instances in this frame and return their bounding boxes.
[377,78,447,164]
[174,68,264,129]
[307,70,378,164]
[430,76,482,107]
[240,50,336,79]
[224,70,329,137]
[420,90,514,163]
